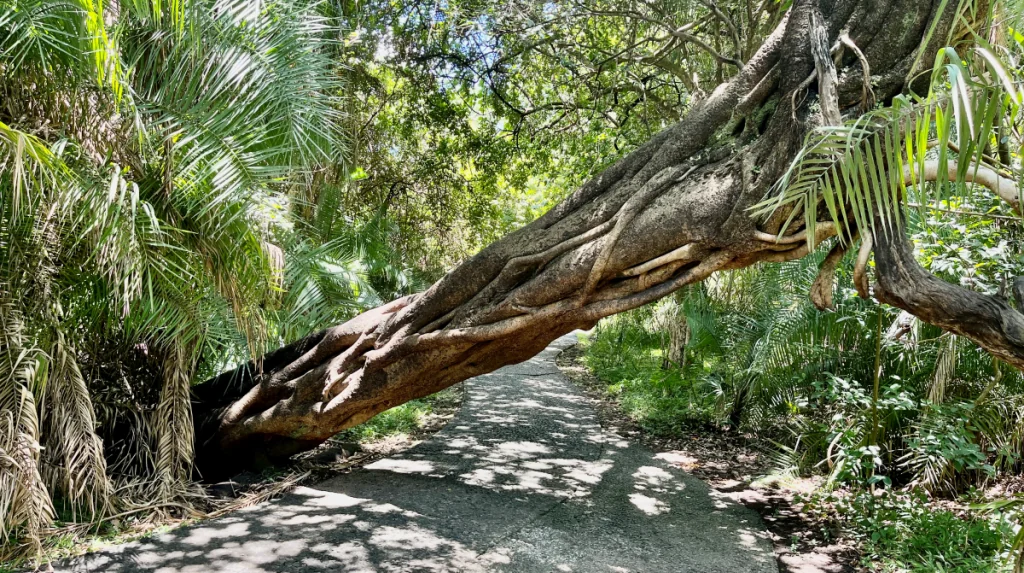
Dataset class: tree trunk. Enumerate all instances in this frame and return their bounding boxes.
[192,0,1019,479]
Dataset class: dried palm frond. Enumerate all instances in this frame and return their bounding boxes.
[39,326,111,522]
[153,341,196,496]
[0,383,55,558]
[0,302,54,556]
[928,334,960,404]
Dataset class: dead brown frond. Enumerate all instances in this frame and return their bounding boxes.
[0,383,56,560]
[39,327,111,524]
[206,471,310,520]
[0,302,54,562]
[153,341,196,498]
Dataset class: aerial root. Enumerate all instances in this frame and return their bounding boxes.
[905,160,1021,214]
[419,307,458,336]
[736,64,780,116]
[620,243,708,277]
[810,238,853,310]
[443,219,617,331]
[363,324,416,374]
[580,164,698,305]
[321,332,378,402]
[790,70,817,122]
[581,250,734,320]
[515,219,617,268]
[853,230,873,298]
[753,221,837,246]
[759,242,812,263]
[839,33,874,112]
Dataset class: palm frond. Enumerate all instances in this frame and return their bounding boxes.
[752,47,1022,243]
[39,326,111,522]
[1,0,356,543]
[154,340,195,494]
[0,354,55,553]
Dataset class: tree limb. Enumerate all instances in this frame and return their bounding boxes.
[874,226,1024,371]
[904,160,1021,213]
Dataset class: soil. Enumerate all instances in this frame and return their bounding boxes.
[555,345,862,573]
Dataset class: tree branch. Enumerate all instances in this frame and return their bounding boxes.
[874,226,1024,370]
[905,160,1021,213]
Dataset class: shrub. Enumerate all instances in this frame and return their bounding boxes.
[821,490,1012,572]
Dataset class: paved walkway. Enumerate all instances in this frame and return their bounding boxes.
[66,334,777,573]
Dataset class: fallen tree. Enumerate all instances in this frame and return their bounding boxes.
[193,0,1024,478]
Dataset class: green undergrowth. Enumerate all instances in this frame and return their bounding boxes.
[332,385,462,443]
[580,329,719,437]
[804,489,1015,572]
[581,317,1021,573]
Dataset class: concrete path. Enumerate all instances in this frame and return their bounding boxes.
[66,334,777,573]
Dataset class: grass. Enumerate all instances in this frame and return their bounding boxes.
[332,384,462,443]
[336,400,432,441]
[581,327,718,438]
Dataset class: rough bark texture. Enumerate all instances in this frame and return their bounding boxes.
[874,225,1024,370]
[192,0,1006,479]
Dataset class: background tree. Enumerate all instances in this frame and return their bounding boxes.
[190,0,1024,481]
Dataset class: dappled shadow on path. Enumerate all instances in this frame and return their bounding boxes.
[65,337,776,573]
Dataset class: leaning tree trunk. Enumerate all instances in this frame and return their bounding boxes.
[192,0,1020,479]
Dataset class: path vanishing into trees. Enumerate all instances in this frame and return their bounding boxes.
[65,335,776,572]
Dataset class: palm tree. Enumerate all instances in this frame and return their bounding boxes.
[0,0,398,555]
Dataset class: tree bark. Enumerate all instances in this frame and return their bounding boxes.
[192,0,1004,479]
[873,225,1024,370]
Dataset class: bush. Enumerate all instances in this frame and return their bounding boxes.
[583,319,718,436]
[809,489,1013,572]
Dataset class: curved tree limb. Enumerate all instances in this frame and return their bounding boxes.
[874,226,1024,370]
[753,221,837,245]
[905,160,1021,213]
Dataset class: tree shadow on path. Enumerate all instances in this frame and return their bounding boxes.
[64,335,776,573]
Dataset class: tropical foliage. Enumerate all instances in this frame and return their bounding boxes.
[0,0,408,556]
[5,0,1024,569]
[587,205,1024,493]
[583,19,1024,566]
[754,24,1024,247]
[584,219,1024,569]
